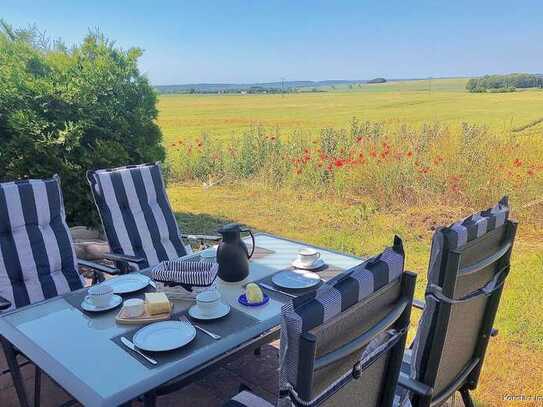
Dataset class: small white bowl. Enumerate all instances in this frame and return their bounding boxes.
[122,298,145,318]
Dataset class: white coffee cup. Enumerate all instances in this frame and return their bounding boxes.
[297,248,320,267]
[196,289,221,316]
[122,298,145,318]
[87,285,114,308]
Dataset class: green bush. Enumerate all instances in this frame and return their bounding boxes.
[0,22,165,227]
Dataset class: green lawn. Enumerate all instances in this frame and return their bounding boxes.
[158,78,543,143]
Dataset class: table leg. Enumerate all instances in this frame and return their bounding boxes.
[34,365,41,407]
[143,390,157,407]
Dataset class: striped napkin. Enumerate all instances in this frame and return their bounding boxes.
[151,260,219,287]
[151,260,219,300]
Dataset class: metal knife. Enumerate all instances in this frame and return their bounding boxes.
[120,336,158,365]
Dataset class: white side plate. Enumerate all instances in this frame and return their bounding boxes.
[272,270,321,289]
[133,321,196,352]
[102,274,151,294]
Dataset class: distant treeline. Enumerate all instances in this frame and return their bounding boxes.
[155,79,373,94]
[159,86,295,95]
[466,73,543,93]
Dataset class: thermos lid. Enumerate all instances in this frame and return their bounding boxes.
[217,223,243,234]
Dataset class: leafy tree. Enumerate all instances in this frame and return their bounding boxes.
[0,21,165,227]
[466,73,543,92]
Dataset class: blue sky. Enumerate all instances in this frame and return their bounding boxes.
[2,1,542,85]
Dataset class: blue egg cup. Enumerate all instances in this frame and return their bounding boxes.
[238,293,270,307]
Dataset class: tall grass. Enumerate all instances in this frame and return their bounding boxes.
[166,119,542,219]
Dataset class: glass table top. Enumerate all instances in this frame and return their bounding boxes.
[0,233,363,406]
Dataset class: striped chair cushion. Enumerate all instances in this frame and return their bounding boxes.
[410,197,510,385]
[446,196,509,250]
[87,162,188,270]
[0,176,84,311]
[279,236,405,404]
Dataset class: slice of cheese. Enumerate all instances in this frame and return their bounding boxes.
[145,292,171,315]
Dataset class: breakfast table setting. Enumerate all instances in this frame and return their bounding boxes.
[0,229,363,407]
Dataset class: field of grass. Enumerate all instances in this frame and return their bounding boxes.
[158,78,543,142]
[158,79,543,406]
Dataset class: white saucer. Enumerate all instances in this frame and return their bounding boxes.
[81,294,123,312]
[188,302,230,320]
[291,258,326,270]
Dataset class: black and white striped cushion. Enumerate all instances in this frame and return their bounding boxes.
[447,196,509,249]
[87,162,188,270]
[0,176,84,311]
[279,236,405,404]
[151,260,218,286]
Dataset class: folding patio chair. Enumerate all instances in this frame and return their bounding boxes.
[87,162,220,273]
[225,236,417,407]
[0,176,119,407]
[397,197,517,407]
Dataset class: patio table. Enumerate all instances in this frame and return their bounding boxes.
[0,233,362,407]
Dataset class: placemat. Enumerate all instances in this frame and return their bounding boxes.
[256,264,345,300]
[110,307,259,368]
[251,246,275,260]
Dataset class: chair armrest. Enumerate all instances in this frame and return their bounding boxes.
[103,253,146,264]
[398,372,433,397]
[0,295,11,311]
[412,299,426,310]
[181,234,222,242]
[77,259,120,275]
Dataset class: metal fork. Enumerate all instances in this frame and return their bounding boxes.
[179,316,221,340]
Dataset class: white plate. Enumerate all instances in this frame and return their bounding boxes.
[188,302,230,320]
[101,274,151,294]
[133,321,196,352]
[291,258,326,270]
[81,294,122,312]
[272,270,321,289]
